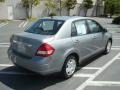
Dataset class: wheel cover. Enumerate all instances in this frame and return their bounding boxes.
[66,59,76,76]
[107,41,111,53]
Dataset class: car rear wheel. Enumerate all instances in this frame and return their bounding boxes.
[104,40,112,54]
[61,55,77,79]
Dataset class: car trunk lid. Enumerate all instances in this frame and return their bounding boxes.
[11,32,54,58]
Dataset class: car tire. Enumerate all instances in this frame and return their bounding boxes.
[13,63,25,70]
[104,40,112,54]
[14,63,23,68]
[61,55,77,79]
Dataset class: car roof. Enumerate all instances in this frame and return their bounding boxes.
[41,16,89,21]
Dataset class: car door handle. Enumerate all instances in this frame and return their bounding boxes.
[93,36,97,39]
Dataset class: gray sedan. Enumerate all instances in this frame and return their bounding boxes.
[8,16,112,78]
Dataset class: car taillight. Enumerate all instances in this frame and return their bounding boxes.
[35,43,55,57]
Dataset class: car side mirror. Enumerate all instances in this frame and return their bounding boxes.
[103,28,107,32]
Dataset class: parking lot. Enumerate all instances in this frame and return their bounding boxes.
[0,18,120,90]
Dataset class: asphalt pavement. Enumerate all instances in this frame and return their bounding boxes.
[0,18,120,90]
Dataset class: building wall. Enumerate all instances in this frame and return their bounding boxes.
[32,1,47,18]
[0,0,104,20]
[74,0,104,16]
[13,4,26,19]
[0,0,26,20]
[0,3,8,19]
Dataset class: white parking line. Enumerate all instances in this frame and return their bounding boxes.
[18,21,28,28]
[74,74,94,78]
[0,23,8,28]
[0,45,9,47]
[111,46,120,50]
[88,81,120,86]
[23,20,28,27]
[113,36,120,38]
[113,38,120,40]
[107,28,120,29]
[112,46,120,48]
[0,43,10,45]
[109,31,116,33]
[82,67,101,70]
[18,21,25,28]
[0,64,13,67]
[111,48,120,50]
[0,43,9,47]
[76,52,120,90]
[0,43,10,47]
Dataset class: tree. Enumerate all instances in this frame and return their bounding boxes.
[104,0,120,18]
[114,0,120,14]
[0,0,4,2]
[57,0,64,16]
[63,0,77,16]
[59,0,62,16]
[21,0,40,19]
[45,0,57,16]
[82,0,93,17]
[105,0,115,18]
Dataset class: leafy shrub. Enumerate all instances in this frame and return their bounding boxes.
[112,16,120,24]
[49,12,57,17]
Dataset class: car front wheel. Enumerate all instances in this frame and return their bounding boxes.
[104,40,112,54]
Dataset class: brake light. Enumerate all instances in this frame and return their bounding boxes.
[35,43,55,57]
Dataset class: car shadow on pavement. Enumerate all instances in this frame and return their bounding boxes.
[0,53,104,90]
[77,53,104,69]
[0,66,67,90]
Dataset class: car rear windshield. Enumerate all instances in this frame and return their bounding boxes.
[25,19,64,35]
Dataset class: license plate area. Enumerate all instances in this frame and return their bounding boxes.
[17,44,26,53]
[10,54,17,63]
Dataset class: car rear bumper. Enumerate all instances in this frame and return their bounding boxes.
[7,48,58,75]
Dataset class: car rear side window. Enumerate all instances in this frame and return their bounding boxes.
[72,20,88,36]
[25,19,64,35]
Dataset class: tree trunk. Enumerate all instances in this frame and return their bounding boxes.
[103,1,107,17]
[25,7,29,19]
[96,0,100,17]
[59,0,62,16]
[67,8,70,16]
[47,8,50,16]
[47,9,49,16]
[110,13,113,18]
[84,9,88,17]
[29,3,32,19]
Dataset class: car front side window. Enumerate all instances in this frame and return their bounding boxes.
[87,20,102,33]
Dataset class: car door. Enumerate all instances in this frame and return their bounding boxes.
[71,20,94,60]
[87,19,105,52]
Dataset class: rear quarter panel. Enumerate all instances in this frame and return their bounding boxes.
[48,38,80,71]
[47,20,80,71]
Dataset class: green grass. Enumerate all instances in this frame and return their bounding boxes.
[0,19,10,23]
[28,17,39,22]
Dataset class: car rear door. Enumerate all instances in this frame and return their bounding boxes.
[71,20,94,60]
[86,19,105,52]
